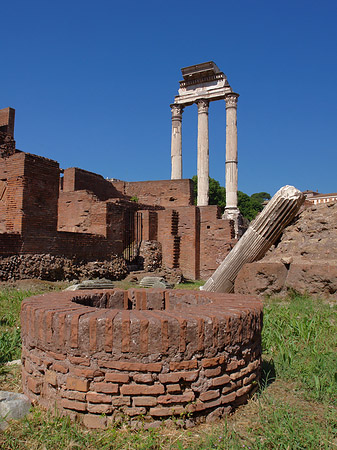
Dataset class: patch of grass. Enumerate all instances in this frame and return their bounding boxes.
[175,280,205,290]
[262,293,337,404]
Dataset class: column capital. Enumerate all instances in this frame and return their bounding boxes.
[196,98,209,114]
[225,92,239,109]
[170,103,184,118]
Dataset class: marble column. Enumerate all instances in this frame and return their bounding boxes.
[224,93,239,216]
[170,104,184,179]
[196,99,209,206]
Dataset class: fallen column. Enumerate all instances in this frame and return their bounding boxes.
[202,185,305,293]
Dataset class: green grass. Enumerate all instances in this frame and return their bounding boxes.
[262,293,337,404]
[0,289,37,365]
[0,287,336,449]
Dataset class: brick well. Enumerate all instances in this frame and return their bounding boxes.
[21,289,262,428]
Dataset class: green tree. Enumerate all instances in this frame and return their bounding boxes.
[192,176,270,222]
[192,176,226,208]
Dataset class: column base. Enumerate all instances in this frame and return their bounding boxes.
[222,208,245,239]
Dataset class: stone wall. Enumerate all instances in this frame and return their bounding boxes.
[0,254,127,282]
[21,289,262,428]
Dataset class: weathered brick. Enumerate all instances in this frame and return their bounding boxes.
[45,369,57,386]
[123,406,146,416]
[52,362,68,374]
[221,392,236,404]
[212,374,231,387]
[120,384,164,396]
[236,384,253,397]
[105,372,129,383]
[157,392,195,404]
[66,376,89,392]
[71,367,104,379]
[61,398,87,412]
[87,403,113,414]
[169,360,198,371]
[199,390,220,402]
[46,351,66,361]
[187,397,222,413]
[111,396,131,406]
[69,356,90,366]
[226,359,245,371]
[86,392,112,403]
[243,371,257,386]
[27,376,43,394]
[166,384,182,394]
[83,414,107,429]
[204,366,221,378]
[149,405,186,417]
[133,396,158,407]
[132,373,153,384]
[92,382,119,394]
[61,390,86,401]
[98,360,162,372]
[201,355,225,368]
[158,371,198,384]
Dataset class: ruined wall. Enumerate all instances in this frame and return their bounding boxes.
[21,154,60,239]
[58,191,108,237]
[63,167,120,201]
[157,206,235,280]
[199,206,236,279]
[111,179,194,207]
[0,152,26,234]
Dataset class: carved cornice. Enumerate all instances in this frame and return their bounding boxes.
[225,93,239,109]
[170,104,184,118]
[196,99,209,114]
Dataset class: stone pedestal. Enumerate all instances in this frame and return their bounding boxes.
[197,99,209,206]
[170,104,184,180]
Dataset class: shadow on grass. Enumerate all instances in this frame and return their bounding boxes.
[259,358,276,392]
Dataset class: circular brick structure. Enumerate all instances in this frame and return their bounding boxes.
[21,289,263,429]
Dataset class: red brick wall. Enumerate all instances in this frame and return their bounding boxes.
[199,206,236,279]
[0,153,26,234]
[58,191,108,237]
[111,179,194,207]
[0,107,15,136]
[63,168,120,201]
[21,154,60,238]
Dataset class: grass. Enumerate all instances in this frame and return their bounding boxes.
[0,285,336,449]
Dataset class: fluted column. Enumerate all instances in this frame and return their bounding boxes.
[196,99,209,206]
[224,93,239,213]
[202,185,305,293]
[170,104,184,179]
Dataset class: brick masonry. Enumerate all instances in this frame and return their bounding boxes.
[21,288,263,428]
[0,108,236,280]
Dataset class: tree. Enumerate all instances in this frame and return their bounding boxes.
[192,176,270,222]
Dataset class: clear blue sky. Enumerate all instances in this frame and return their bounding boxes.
[2,0,337,196]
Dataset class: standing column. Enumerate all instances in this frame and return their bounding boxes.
[170,103,184,179]
[196,99,209,206]
[224,93,239,215]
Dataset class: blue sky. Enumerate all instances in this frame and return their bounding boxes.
[2,0,337,196]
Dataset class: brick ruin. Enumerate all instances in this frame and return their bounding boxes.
[21,288,262,428]
[0,107,237,281]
